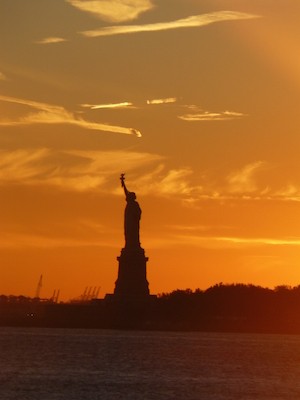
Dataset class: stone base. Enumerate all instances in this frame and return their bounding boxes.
[113,246,150,299]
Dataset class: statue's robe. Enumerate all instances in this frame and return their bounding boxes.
[124,199,141,248]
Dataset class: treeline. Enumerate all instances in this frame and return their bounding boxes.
[0,295,46,303]
[152,283,300,332]
[1,283,300,333]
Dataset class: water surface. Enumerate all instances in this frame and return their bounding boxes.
[0,328,299,399]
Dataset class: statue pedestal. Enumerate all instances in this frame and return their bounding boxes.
[113,246,150,300]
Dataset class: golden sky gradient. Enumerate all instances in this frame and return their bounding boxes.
[1,0,300,300]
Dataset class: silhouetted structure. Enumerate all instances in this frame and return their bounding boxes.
[121,173,141,249]
[4,284,300,332]
[112,174,150,300]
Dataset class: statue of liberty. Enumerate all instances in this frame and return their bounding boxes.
[108,174,150,299]
[120,174,141,248]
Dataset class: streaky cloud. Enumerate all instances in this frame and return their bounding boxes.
[66,0,154,23]
[0,146,297,203]
[81,10,259,37]
[223,111,245,117]
[81,101,134,109]
[0,95,141,137]
[0,148,162,192]
[35,37,68,44]
[227,161,265,194]
[214,236,300,247]
[0,231,109,249]
[273,185,300,202]
[147,97,177,105]
[172,234,300,249]
[179,107,246,121]
[82,98,177,109]
[133,165,203,198]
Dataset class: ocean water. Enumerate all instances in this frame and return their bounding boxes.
[0,328,300,400]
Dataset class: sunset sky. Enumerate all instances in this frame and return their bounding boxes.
[1,0,300,300]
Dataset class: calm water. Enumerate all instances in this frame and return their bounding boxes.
[0,328,300,400]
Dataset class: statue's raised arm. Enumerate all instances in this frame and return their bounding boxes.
[120,173,129,198]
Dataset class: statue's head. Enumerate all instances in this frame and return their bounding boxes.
[127,192,136,201]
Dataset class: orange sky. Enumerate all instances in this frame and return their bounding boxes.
[1,0,300,300]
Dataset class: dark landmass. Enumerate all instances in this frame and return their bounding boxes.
[1,283,300,334]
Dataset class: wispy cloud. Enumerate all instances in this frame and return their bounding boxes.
[66,0,154,23]
[81,11,259,38]
[0,147,298,204]
[144,230,300,249]
[0,218,121,249]
[81,98,176,109]
[0,148,202,198]
[0,232,102,249]
[121,161,300,203]
[167,224,220,233]
[0,72,7,81]
[170,234,300,249]
[227,161,265,194]
[132,165,203,198]
[216,236,300,246]
[0,148,163,192]
[153,168,198,196]
[179,106,246,121]
[81,101,134,109]
[35,37,68,44]
[116,161,300,203]
[136,161,300,204]
[147,97,177,105]
[273,185,300,202]
[0,95,141,137]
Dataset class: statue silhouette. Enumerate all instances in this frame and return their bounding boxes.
[107,174,150,299]
[120,174,141,248]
